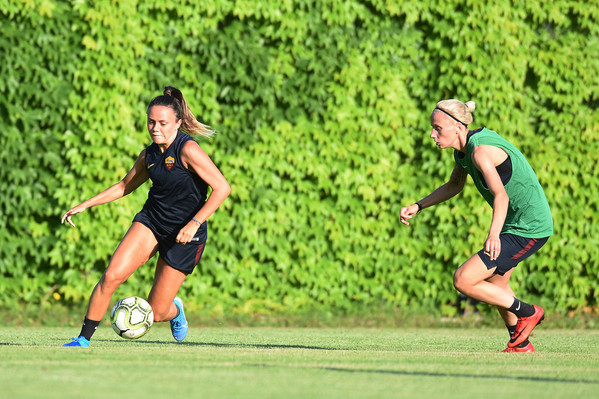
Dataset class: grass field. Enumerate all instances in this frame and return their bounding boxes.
[1,325,598,399]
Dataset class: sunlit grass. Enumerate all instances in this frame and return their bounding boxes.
[1,326,598,399]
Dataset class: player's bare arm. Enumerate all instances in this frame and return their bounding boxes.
[61,151,149,227]
[400,164,467,226]
[471,145,509,261]
[174,140,231,244]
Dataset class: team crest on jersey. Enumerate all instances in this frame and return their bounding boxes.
[165,156,175,171]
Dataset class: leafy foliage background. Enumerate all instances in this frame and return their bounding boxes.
[1,0,597,318]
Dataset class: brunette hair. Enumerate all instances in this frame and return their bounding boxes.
[147,86,215,137]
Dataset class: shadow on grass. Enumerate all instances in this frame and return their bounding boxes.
[93,338,344,351]
[246,363,599,385]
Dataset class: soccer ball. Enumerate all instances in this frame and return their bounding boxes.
[111,296,154,339]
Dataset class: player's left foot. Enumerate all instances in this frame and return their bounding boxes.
[508,304,544,348]
[502,340,534,353]
[62,336,90,347]
[170,297,188,342]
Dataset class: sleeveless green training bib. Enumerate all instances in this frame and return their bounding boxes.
[453,128,553,238]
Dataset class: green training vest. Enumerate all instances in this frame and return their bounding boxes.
[453,128,553,238]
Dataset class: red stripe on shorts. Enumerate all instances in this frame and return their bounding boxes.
[510,238,538,260]
[194,243,205,265]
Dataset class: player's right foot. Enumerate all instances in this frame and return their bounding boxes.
[502,341,534,353]
[62,336,90,347]
[508,304,544,348]
[170,297,188,342]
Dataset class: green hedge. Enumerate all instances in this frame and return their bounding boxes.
[1,0,597,318]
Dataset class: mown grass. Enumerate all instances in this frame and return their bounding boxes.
[1,325,598,399]
[3,301,598,329]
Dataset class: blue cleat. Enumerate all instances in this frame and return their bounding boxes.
[63,336,90,347]
[170,297,188,342]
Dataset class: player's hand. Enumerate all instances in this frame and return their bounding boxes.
[484,234,501,261]
[400,204,420,226]
[176,221,200,245]
[61,204,87,228]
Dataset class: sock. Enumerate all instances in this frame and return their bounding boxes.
[506,324,516,337]
[507,298,535,318]
[79,317,101,341]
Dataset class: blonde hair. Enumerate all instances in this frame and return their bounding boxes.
[148,86,215,137]
[434,99,476,126]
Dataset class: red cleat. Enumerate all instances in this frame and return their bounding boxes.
[508,304,544,348]
[502,341,535,353]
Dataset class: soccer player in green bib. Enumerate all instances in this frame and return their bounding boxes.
[400,99,553,352]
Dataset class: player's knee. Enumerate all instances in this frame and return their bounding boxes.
[100,270,128,292]
[453,269,467,294]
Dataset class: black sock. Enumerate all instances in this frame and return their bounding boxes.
[79,317,101,341]
[507,298,535,318]
[506,324,516,337]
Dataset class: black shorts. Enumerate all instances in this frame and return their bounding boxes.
[133,212,207,275]
[478,233,549,276]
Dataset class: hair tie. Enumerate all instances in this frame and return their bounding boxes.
[435,107,467,127]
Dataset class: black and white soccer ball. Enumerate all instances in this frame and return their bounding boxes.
[110,296,154,339]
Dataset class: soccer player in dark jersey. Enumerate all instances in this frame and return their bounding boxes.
[400,99,553,353]
[61,86,231,347]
